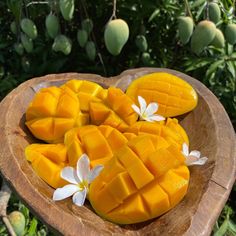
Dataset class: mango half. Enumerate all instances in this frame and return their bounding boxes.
[89,135,189,224]
[126,72,198,117]
[25,143,68,188]
[26,80,107,143]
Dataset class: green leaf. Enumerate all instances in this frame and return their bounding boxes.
[148,9,160,22]
[214,219,229,236]
[185,59,213,72]
[226,61,236,77]
[206,60,225,78]
[228,220,236,233]
[27,218,38,236]
[191,0,206,8]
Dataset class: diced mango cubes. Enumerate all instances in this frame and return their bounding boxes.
[64,125,129,167]
[89,135,189,224]
[24,74,196,225]
[90,87,138,132]
[126,72,198,117]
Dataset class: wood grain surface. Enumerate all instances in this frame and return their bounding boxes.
[0,68,235,236]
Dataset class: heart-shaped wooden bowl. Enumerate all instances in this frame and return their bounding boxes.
[0,68,235,236]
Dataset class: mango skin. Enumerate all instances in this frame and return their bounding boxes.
[211,28,225,48]
[209,2,221,24]
[104,19,129,56]
[225,24,236,45]
[191,20,216,55]
[89,135,189,224]
[126,72,198,117]
[178,16,194,44]
[90,87,138,132]
[8,211,26,236]
[25,143,68,188]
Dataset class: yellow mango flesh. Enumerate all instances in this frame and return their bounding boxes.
[127,118,189,149]
[89,135,189,224]
[90,87,138,132]
[25,86,86,143]
[64,125,129,167]
[25,143,68,188]
[61,80,107,112]
[126,72,198,117]
[26,80,107,143]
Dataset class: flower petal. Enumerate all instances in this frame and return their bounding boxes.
[72,189,87,206]
[187,156,208,166]
[53,184,79,201]
[131,104,141,116]
[77,154,90,182]
[148,114,165,122]
[145,102,158,116]
[61,167,78,184]
[189,150,201,158]
[87,165,104,184]
[138,96,147,114]
[182,143,189,156]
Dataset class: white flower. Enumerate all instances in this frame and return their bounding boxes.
[53,154,103,206]
[132,96,165,122]
[182,143,208,166]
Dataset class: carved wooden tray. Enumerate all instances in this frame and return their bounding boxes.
[0,68,235,236]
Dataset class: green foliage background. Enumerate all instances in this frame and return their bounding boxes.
[0,0,235,235]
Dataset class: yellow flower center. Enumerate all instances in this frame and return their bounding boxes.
[78,180,88,190]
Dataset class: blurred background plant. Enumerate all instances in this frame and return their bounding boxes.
[0,0,235,235]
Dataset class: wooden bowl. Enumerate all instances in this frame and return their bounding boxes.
[0,68,235,236]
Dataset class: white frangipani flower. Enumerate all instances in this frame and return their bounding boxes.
[132,96,165,122]
[53,154,103,206]
[182,143,208,166]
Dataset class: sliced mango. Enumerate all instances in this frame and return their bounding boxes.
[26,80,108,143]
[90,87,138,132]
[64,125,129,167]
[127,118,189,149]
[89,135,189,224]
[25,143,68,188]
[126,72,198,117]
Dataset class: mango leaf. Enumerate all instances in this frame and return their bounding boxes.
[191,0,206,8]
[206,60,225,78]
[184,58,213,72]
[27,218,38,236]
[226,61,236,78]
[228,220,236,234]
[214,219,229,236]
[148,9,160,22]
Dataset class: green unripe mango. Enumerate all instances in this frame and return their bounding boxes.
[209,2,221,24]
[141,52,151,65]
[14,43,24,55]
[21,33,33,53]
[135,35,148,52]
[8,211,25,236]
[82,19,93,34]
[52,34,72,55]
[104,19,129,56]
[191,20,216,55]
[178,16,194,44]
[10,21,17,34]
[77,29,88,48]
[85,41,96,61]
[45,14,60,39]
[225,24,236,45]
[59,0,74,21]
[20,18,37,40]
[211,28,225,48]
